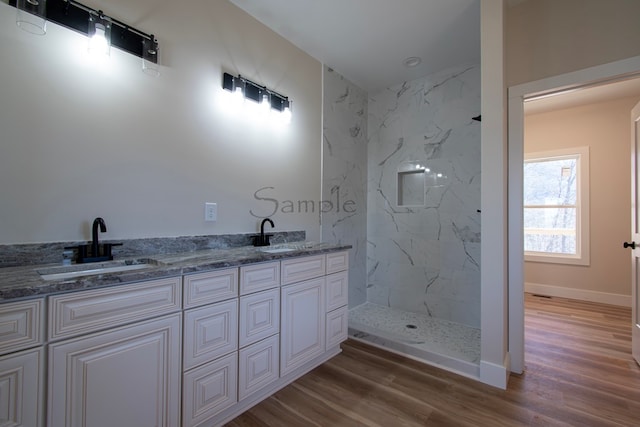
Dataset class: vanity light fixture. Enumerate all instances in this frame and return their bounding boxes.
[223,72,292,123]
[10,0,160,75]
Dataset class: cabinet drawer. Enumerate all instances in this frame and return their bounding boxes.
[183,352,237,427]
[239,288,279,348]
[239,335,279,401]
[0,299,44,354]
[325,270,349,312]
[326,251,349,274]
[48,277,181,341]
[326,305,349,349]
[281,255,326,285]
[183,268,238,308]
[240,262,280,295]
[184,299,238,371]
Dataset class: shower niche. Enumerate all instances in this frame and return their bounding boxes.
[397,164,425,206]
[397,161,448,207]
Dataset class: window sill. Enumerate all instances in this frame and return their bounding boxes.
[525,252,590,266]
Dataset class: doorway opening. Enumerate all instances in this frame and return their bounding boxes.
[507,56,640,374]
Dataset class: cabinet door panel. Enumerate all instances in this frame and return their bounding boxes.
[325,271,349,312]
[182,353,237,427]
[0,347,44,427]
[238,335,279,401]
[48,314,181,427]
[239,288,279,348]
[184,300,238,371]
[326,306,349,349]
[280,278,325,376]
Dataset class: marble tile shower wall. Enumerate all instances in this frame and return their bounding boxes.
[322,67,368,308]
[367,64,481,328]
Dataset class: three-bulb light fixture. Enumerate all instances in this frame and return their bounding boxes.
[223,73,292,124]
[12,0,160,76]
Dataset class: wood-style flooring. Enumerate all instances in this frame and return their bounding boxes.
[226,294,640,426]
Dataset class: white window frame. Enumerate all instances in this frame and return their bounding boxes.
[524,146,590,266]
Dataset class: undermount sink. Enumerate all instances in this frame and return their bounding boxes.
[38,259,157,281]
[258,243,314,254]
[260,247,296,254]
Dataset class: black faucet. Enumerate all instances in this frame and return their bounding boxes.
[68,217,122,263]
[253,218,274,246]
[92,217,106,257]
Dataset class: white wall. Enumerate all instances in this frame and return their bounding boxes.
[481,0,510,387]
[507,0,640,86]
[524,96,636,304]
[0,0,322,244]
[321,67,368,308]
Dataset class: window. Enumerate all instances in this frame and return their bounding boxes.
[523,147,589,265]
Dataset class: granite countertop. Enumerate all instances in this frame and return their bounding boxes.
[0,242,351,302]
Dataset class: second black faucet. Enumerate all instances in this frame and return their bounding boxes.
[253,218,274,247]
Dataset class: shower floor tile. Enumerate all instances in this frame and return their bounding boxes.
[349,302,480,377]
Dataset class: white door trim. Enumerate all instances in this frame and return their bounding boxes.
[507,55,640,374]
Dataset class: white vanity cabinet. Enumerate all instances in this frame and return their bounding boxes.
[0,247,349,427]
[0,299,45,427]
[47,277,182,427]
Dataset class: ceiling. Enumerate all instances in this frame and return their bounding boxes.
[228,0,640,112]
[228,0,480,92]
[525,77,640,115]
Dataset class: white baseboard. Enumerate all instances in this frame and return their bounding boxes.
[479,353,510,390]
[525,282,631,307]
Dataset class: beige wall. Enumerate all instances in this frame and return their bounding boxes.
[507,0,640,86]
[524,96,638,298]
[0,0,322,243]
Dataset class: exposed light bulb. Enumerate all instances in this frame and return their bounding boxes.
[232,84,244,104]
[260,93,270,113]
[88,23,110,59]
[282,104,292,124]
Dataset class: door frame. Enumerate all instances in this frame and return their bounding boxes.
[507,55,640,374]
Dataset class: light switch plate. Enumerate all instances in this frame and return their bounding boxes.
[205,203,217,222]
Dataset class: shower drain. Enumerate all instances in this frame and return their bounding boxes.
[405,324,417,329]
